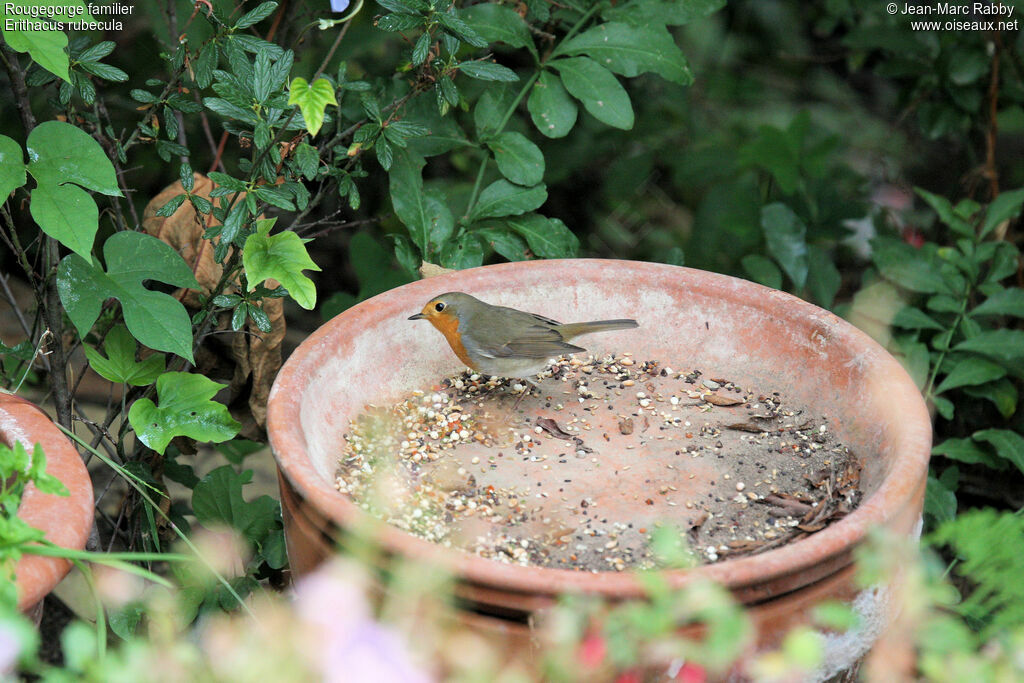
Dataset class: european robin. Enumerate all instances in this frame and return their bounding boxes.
[409,292,638,404]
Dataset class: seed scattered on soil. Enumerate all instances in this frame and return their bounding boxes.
[334,354,862,572]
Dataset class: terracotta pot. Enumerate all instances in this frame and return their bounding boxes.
[267,259,931,675]
[0,393,94,620]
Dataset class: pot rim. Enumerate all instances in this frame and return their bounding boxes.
[268,259,932,598]
[0,393,95,612]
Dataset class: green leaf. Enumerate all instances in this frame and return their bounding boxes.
[892,306,944,331]
[0,135,26,199]
[933,438,1002,468]
[972,288,1024,318]
[458,60,519,82]
[412,31,431,66]
[973,429,1024,475]
[476,225,529,261]
[389,149,454,255]
[924,473,958,525]
[806,246,840,308]
[760,203,809,290]
[469,180,547,221]
[963,379,1018,419]
[243,219,322,310]
[875,244,953,295]
[376,13,423,31]
[528,71,577,139]
[462,3,535,54]
[287,77,337,137]
[83,325,166,386]
[439,233,484,270]
[26,121,121,195]
[488,132,545,186]
[504,213,578,258]
[916,187,971,236]
[740,126,799,194]
[56,231,199,362]
[128,373,240,454]
[741,253,782,289]
[191,466,279,545]
[78,61,128,82]
[435,10,488,48]
[935,356,1007,394]
[604,0,725,26]
[558,22,692,85]
[234,1,278,29]
[955,330,1024,363]
[292,142,320,180]
[0,1,95,82]
[29,182,99,263]
[108,605,143,640]
[981,188,1024,238]
[473,84,516,139]
[550,57,633,130]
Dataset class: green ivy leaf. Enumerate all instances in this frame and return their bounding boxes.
[243,218,322,310]
[288,77,337,137]
[0,1,95,82]
[26,121,121,195]
[761,203,809,290]
[469,180,547,221]
[28,183,99,263]
[528,71,578,139]
[128,373,240,455]
[83,325,166,386]
[503,213,578,258]
[935,356,1007,394]
[191,465,279,546]
[57,232,198,361]
[487,132,545,186]
[550,57,634,130]
[559,22,692,85]
[0,135,26,199]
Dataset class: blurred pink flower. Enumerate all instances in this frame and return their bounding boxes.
[294,562,431,683]
[0,620,21,675]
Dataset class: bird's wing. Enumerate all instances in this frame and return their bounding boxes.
[468,322,582,359]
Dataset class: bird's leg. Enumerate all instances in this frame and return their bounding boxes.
[512,378,541,410]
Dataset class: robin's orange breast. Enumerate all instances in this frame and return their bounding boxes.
[431,313,477,369]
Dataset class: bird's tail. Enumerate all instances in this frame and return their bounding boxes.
[557,319,639,340]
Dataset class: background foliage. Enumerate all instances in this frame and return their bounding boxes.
[1,0,1024,678]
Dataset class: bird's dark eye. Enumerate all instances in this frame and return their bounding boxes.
[434,302,446,312]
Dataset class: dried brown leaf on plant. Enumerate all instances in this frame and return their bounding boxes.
[142,173,284,432]
[142,172,233,307]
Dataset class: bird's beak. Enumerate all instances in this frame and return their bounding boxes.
[408,313,425,320]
